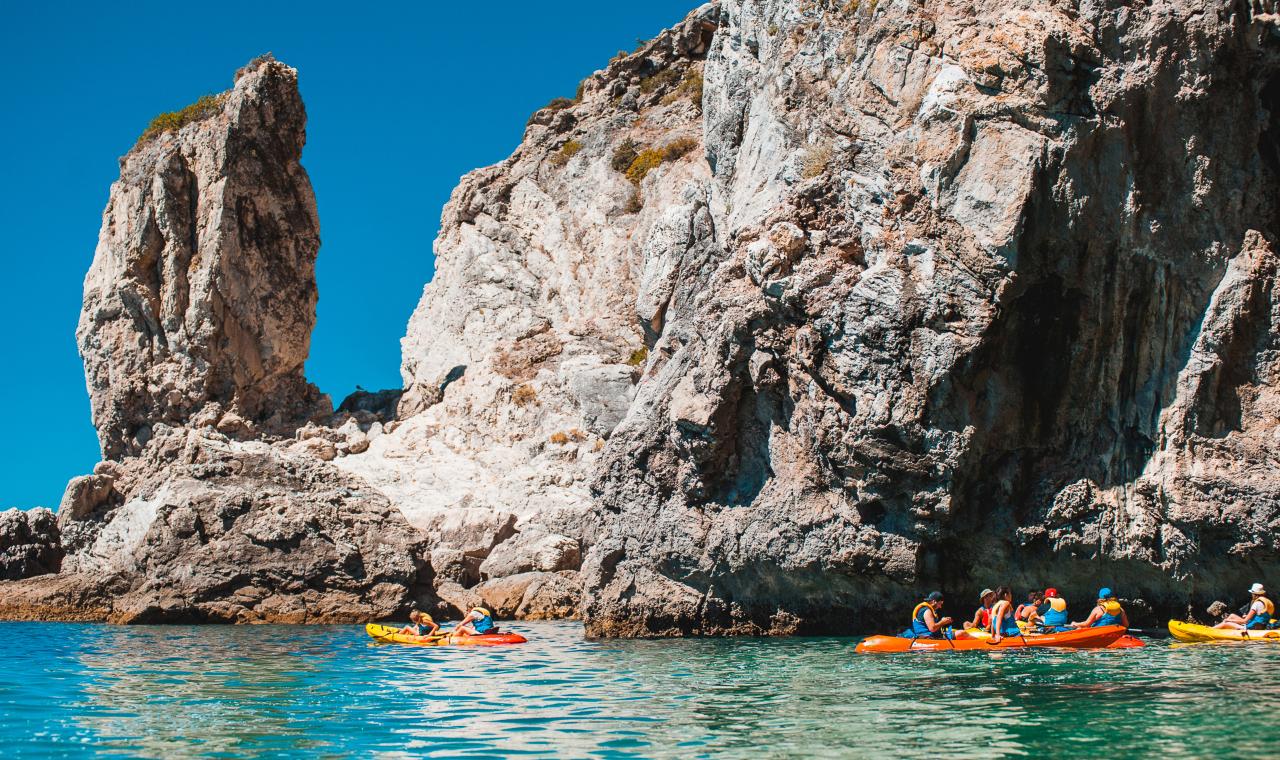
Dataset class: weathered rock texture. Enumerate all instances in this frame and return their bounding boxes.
[582,0,1280,635]
[9,2,1280,633]
[79,55,328,460]
[0,508,62,580]
[332,6,721,614]
[0,57,434,623]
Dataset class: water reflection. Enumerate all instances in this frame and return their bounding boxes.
[0,621,1277,758]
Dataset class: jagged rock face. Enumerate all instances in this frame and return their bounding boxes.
[0,509,62,580]
[0,57,435,623]
[333,6,721,608]
[582,0,1280,635]
[79,56,328,461]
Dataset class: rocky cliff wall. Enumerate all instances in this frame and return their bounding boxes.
[583,0,1280,635]
[5,2,1279,633]
[0,57,434,623]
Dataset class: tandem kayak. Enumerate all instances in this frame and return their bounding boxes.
[855,625,1129,653]
[365,624,528,647]
[958,627,1145,649]
[1167,620,1280,643]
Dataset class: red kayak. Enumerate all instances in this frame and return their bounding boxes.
[855,625,1129,653]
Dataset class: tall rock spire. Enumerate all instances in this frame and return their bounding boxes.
[78,55,328,460]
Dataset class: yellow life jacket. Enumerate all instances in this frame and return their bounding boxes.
[1259,596,1275,617]
[472,607,492,618]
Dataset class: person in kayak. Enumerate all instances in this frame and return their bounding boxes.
[1039,595,1071,631]
[964,588,996,630]
[1072,587,1128,629]
[905,591,953,638]
[1213,583,1275,630]
[398,610,439,637]
[454,605,497,635]
[1016,590,1044,625]
[988,586,1023,643]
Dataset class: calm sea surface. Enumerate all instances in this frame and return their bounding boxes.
[0,620,1276,758]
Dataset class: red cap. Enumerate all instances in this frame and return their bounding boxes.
[1044,587,1058,598]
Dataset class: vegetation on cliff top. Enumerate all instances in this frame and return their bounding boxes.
[139,94,225,143]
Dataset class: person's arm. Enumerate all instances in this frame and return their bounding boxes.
[991,605,1007,642]
[1072,607,1102,628]
[963,608,979,628]
[1242,602,1262,626]
[924,609,952,633]
[1119,609,1129,628]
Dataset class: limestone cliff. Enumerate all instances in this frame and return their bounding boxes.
[0,57,433,623]
[583,0,1280,634]
[5,1,1280,634]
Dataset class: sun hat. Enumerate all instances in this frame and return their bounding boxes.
[926,591,944,602]
[979,588,994,599]
[1044,587,1058,598]
[1249,582,1266,595]
[1098,587,1113,599]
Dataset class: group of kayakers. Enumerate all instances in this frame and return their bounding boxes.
[909,581,1275,641]
[909,585,1129,643]
[398,604,496,638]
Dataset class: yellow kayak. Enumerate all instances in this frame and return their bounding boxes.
[1167,620,1280,642]
[365,623,528,647]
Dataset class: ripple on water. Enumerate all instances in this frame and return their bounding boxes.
[1,622,1278,758]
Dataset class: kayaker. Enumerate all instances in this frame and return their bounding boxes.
[964,588,996,630]
[1039,596,1070,631]
[398,610,439,637]
[1072,587,1128,629]
[988,586,1023,643]
[1213,583,1275,630]
[454,605,497,635]
[905,591,953,638]
[1016,591,1044,625]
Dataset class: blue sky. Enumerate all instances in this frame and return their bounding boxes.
[0,0,698,508]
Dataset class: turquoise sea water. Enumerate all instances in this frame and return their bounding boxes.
[1,620,1276,758]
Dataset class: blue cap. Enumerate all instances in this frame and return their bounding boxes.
[1098,587,1113,598]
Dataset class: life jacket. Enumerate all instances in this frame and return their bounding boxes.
[1247,597,1274,630]
[1095,601,1124,627]
[975,605,992,629]
[908,602,938,638]
[1041,602,1068,627]
[471,607,495,634]
[989,600,1021,636]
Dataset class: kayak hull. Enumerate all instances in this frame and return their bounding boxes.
[365,623,528,647]
[1167,620,1280,643]
[855,625,1128,653]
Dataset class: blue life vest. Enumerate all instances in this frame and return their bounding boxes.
[1095,604,1123,627]
[472,611,495,634]
[1041,606,1068,627]
[908,602,938,638]
[1247,597,1274,629]
[990,601,1021,636]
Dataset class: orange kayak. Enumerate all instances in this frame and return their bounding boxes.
[855,625,1129,653]
[365,624,528,646]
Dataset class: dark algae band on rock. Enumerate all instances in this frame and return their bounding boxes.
[3,2,1280,634]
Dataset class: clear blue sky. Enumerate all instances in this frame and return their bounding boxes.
[0,0,698,509]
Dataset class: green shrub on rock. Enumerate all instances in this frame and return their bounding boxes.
[139,94,225,142]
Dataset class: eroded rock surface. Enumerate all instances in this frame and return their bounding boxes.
[0,508,62,580]
[1,57,434,623]
[582,0,1280,635]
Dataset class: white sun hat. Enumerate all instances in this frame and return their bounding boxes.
[1249,582,1266,595]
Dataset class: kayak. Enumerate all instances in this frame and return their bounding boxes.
[365,623,528,647]
[1167,620,1280,643]
[855,625,1128,653]
[959,627,1145,649]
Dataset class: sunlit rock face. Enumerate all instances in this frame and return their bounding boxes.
[580,0,1280,635]
[333,6,722,614]
[78,56,329,460]
[0,57,434,622]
